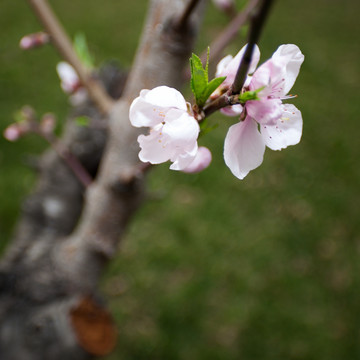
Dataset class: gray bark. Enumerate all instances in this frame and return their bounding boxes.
[0,1,204,359]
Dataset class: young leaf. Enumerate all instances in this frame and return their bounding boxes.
[190,53,208,106]
[190,50,226,108]
[75,116,90,127]
[238,86,265,103]
[203,76,226,103]
[205,47,210,83]
[73,32,94,69]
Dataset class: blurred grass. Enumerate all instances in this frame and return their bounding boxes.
[1,0,360,359]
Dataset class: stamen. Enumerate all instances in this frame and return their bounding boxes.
[281,94,298,100]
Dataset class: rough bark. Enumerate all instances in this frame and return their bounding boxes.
[0,1,204,359]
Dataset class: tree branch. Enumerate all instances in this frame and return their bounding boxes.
[27,0,114,114]
[201,0,260,67]
[231,0,275,94]
[173,0,203,30]
[43,133,93,187]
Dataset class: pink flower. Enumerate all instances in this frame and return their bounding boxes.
[129,86,200,171]
[222,44,304,179]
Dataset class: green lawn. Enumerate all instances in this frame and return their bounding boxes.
[1,0,359,359]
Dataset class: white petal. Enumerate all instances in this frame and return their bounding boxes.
[136,109,200,170]
[137,129,170,164]
[129,86,188,128]
[215,55,233,77]
[261,104,303,150]
[129,95,162,128]
[162,110,200,147]
[170,142,198,171]
[224,117,265,179]
[141,86,187,111]
[272,44,304,94]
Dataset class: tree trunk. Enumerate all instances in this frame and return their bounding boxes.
[0,1,204,358]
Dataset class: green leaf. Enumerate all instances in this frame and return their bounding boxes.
[74,116,90,127]
[190,53,208,106]
[238,86,265,103]
[203,76,226,103]
[73,32,94,69]
[205,47,210,83]
[190,50,227,108]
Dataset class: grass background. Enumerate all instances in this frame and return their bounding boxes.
[1,0,359,359]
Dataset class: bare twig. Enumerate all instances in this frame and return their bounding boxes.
[43,134,93,187]
[231,0,274,94]
[20,107,93,187]
[27,0,114,114]
[202,93,239,118]
[173,0,202,30]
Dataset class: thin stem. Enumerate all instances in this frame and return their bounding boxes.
[43,133,93,187]
[27,0,114,114]
[173,0,202,30]
[20,106,93,187]
[231,0,274,94]
[202,92,240,119]
[200,0,260,67]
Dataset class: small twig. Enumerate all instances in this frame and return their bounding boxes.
[27,0,114,114]
[173,0,202,30]
[16,106,93,187]
[231,0,274,94]
[202,93,240,118]
[200,0,260,66]
[43,134,93,188]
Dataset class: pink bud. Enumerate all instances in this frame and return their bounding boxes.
[19,37,33,50]
[3,124,22,141]
[40,113,56,134]
[19,32,50,50]
[56,62,81,94]
[182,146,212,174]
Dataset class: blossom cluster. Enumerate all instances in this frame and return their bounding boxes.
[129,44,304,179]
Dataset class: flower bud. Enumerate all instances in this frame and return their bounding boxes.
[40,113,56,134]
[19,32,50,50]
[182,146,212,174]
[56,62,81,94]
[3,124,22,141]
